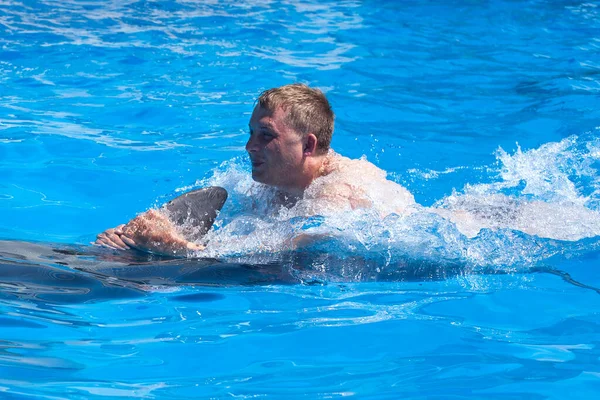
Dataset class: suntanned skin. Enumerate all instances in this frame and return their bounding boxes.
[96,99,597,253]
[95,104,332,255]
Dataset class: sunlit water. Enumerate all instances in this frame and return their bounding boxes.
[1,0,600,398]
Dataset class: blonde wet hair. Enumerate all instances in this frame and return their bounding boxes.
[257,83,335,153]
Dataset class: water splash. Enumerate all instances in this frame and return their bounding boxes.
[177,134,600,279]
[462,133,600,206]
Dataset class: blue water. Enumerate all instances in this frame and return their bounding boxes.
[2,0,600,398]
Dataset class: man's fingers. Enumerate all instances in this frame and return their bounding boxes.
[95,233,129,250]
[105,237,128,250]
[93,237,112,248]
[107,233,130,250]
[120,235,138,249]
[95,236,120,250]
[102,231,130,250]
[114,224,126,235]
[94,232,111,246]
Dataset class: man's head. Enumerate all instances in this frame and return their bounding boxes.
[246,84,335,192]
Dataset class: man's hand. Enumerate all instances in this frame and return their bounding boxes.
[95,224,129,250]
[94,209,205,256]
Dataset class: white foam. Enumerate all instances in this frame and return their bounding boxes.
[177,136,600,274]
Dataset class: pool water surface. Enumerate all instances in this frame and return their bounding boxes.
[1,0,600,398]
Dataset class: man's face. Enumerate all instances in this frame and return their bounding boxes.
[246,105,305,189]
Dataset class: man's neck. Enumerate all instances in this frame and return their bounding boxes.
[276,152,329,197]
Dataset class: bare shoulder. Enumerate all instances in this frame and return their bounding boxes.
[306,150,416,214]
[320,151,386,178]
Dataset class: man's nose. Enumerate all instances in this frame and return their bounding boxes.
[246,133,258,153]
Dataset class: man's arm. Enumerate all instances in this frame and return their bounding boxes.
[94,209,204,256]
[284,183,373,250]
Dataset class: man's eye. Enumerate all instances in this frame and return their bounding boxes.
[262,131,273,138]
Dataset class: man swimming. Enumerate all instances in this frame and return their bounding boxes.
[95,83,600,254]
[95,83,419,255]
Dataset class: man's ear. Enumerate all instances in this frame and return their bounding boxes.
[303,133,318,156]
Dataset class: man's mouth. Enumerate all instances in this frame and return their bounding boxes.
[251,160,264,168]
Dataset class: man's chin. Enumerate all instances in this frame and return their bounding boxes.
[251,170,269,184]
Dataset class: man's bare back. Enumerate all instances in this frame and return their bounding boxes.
[288,151,415,217]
